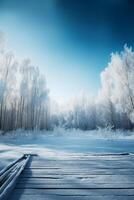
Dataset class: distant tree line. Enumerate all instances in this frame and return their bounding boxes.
[0,32,134,132]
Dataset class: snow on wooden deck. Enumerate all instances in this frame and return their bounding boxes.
[9,154,134,200]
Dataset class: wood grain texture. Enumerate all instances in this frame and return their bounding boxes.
[9,154,134,200]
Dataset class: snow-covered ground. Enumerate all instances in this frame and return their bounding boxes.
[0,128,134,170]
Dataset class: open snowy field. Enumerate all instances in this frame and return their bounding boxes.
[0,128,134,170]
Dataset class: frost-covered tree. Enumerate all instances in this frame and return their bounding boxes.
[59,96,96,130]
[98,45,134,129]
[0,33,50,132]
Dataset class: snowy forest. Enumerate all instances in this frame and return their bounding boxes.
[0,34,134,132]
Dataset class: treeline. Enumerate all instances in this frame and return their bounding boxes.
[0,32,134,132]
[52,46,134,130]
[0,42,50,132]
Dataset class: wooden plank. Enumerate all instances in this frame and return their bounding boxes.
[15,183,134,189]
[18,175,134,183]
[9,194,134,200]
[28,163,132,167]
[11,188,134,195]
[29,154,134,159]
[9,154,134,200]
[28,158,134,162]
[28,158,134,163]
[20,173,134,180]
[21,169,134,175]
[28,157,134,162]
[25,159,134,168]
[20,173,134,182]
[25,165,134,169]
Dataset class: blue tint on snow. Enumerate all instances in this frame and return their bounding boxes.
[1,135,134,154]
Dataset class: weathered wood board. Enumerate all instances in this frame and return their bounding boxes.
[9,154,134,200]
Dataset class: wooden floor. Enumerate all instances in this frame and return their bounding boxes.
[9,154,134,200]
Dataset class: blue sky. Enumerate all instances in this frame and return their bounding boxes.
[0,0,134,103]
